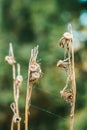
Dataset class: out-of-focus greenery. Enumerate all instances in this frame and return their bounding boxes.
[0,0,87,130]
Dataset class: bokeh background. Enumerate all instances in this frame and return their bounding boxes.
[0,0,87,130]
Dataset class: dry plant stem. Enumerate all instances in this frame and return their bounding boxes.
[25,84,32,130]
[10,43,15,130]
[25,46,40,130]
[70,40,76,130]
[11,118,14,130]
[25,46,41,130]
[11,64,15,130]
[16,64,21,130]
[58,24,76,130]
[10,43,20,130]
[12,64,21,130]
[25,61,32,130]
[68,45,71,75]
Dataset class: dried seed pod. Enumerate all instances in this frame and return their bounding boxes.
[60,89,73,104]
[57,60,64,67]
[58,32,73,50]
[29,45,42,84]
[5,56,16,65]
[13,113,21,123]
[63,32,73,40]
[29,71,41,84]
[15,75,23,88]
[59,37,66,48]
[30,63,41,72]
[57,59,70,71]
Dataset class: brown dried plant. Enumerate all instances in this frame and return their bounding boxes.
[5,44,41,130]
[25,45,42,130]
[5,43,23,130]
[57,24,76,130]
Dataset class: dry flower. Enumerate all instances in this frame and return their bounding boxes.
[60,89,73,105]
[29,46,42,84]
[59,32,72,50]
[25,45,42,130]
[13,113,21,123]
[5,56,16,65]
[29,62,42,84]
[63,32,73,40]
[57,58,71,71]
[15,75,23,88]
[5,43,22,130]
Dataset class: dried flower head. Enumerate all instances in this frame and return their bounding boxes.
[13,113,21,123]
[57,58,70,71]
[5,56,16,65]
[10,103,21,123]
[30,71,41,84]
[29,63,42,84]
[30,63,41,73]
[59,32,73,50]
[57,60,65,67]
[15,75,23,88]
[60,89,73,105]
[63,32,73,40]
[29,45,42,84]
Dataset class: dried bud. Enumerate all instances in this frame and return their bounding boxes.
[60,89,73,104]
[57,60,64,67]
[30,72,41,84]
[5,56,16,65]
[13,114,21,123]
[16,75,23,82]
[59,37,66,48]
[59,32,73,50]
[30,63,41,72]
[29,45,42,84]
[57,60,69,71]
[63,32,73,40]
[15,75,23,88]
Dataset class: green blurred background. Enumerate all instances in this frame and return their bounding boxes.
[0,0,87,130]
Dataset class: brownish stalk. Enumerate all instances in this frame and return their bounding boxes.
[70,40,76,130]
[10,44,22,130]
[5,43,22,130]
[25,61,32,130]
[25,46,42,130]
[57,24,76,130]
[15,64,21,130]
[68,24,76,130]
[10,43,16,130]
[11,117,14,130]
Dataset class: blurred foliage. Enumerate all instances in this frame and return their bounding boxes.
[0,0,87,130]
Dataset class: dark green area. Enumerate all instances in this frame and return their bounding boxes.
[0,0,87,130]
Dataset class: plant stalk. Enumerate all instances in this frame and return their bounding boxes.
[70,40,76,130]
[25,61,32,130]
[11,117,14,130]
[10,43,21,130]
